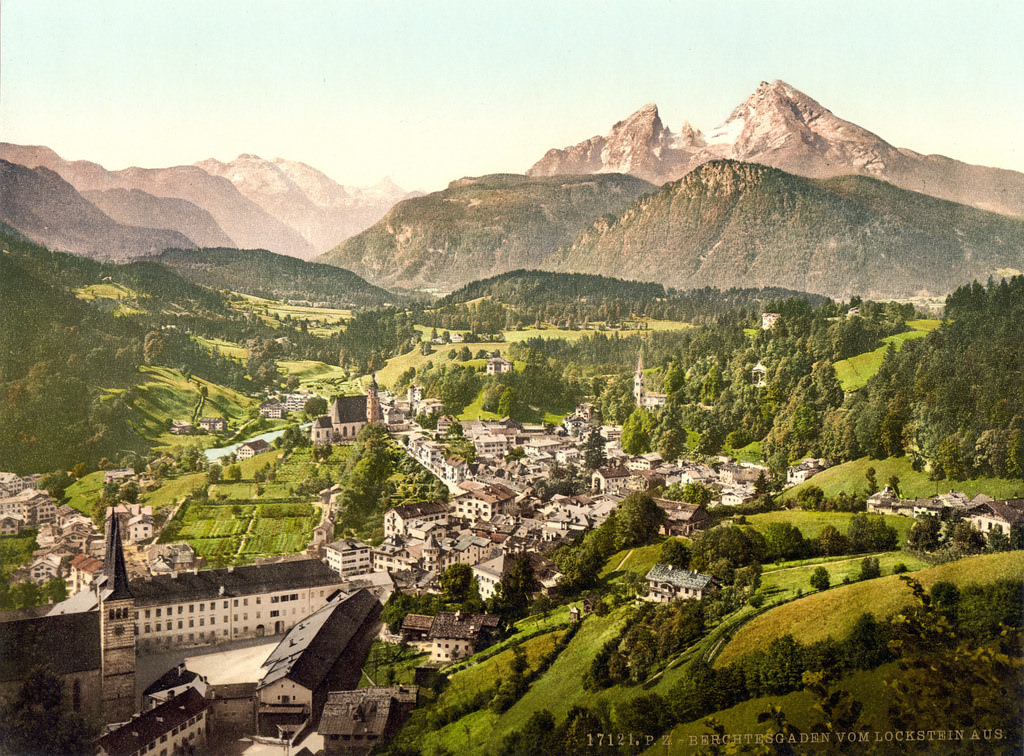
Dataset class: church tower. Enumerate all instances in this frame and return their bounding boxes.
[633,352,646,407]
[366,372,383,424]
[98,509,136,723]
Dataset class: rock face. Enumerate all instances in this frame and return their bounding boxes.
[197,155,416,254]
[0,160,196,260]
[542,160,1024,299]
[528,80,1024,218]
[318,173,655,291]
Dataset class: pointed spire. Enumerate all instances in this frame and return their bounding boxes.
[104,509,133,600]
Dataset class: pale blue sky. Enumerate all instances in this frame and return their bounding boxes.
[2,0,1021,191]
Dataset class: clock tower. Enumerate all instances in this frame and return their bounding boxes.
[98,510,136,723]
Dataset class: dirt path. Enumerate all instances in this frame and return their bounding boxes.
[614,548,634,571]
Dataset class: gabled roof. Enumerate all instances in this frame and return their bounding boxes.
[0,612,101,681]
[128,558,343,604]
[103,508,133,600]
[318,686,417,737]
[330,395,368,424]
[258,589,379,692]
[388,500,448,520]
[645,564,714,591]
[97,688,208,756]
[427,612,499,641]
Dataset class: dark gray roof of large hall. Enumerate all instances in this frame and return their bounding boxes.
[331,395,367,424]
[128,558,344,605]
[258,589,379,691]
[0,611,101,682]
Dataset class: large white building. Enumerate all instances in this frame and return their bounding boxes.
[325,538,372,577]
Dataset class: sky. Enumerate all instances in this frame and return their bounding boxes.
[2,0,1022,193]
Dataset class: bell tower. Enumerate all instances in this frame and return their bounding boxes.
[98,509,136,723]
[633,352,646,407]
[366,372,383,424]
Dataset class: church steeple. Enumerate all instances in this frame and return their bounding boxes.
[633,351,646,407]
[366,372,382,424]
[103,509,133,600]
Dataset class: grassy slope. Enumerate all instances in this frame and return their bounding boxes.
[782,456,1024,501]
[744,510,915,545]
[128,365,258,451]
[717,551,1024,666]
[646,663,899,755]
[833,318,941,391]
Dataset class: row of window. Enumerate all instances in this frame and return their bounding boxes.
[135,590,320,620]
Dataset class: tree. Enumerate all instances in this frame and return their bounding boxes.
[859,556,881,581]
[810,566,830,591]
[621,408,652,455]
[681,481,713,508]
[582,430,607,471]
[490,556,537,621]
[207,463,222,485]
[659,538,690,569]
[226,464,242,482]
[497,387,514,418]
[71,462,89,480]
[614,492,665,549]
[887,474,901,498]
[656,426,687,463]
[763,522,808,563]
[950,520,986,555]
[304,396,328,417]
[439,563,476,605]
[864,466,878,495]
[0,666,98,755]
[906,513,941,552]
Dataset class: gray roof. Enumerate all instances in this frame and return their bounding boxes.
[330,395,368,424]
[258,589,379,692]
[427,612,499,641]
[318,686,417,738]
[97,688,208,756]
[0,612,101,682]
[129,558,344,605]
[645,564,714,591]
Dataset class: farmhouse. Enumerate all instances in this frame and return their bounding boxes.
[427,611,500,662]
[965,499,1024,536]
[199,416,227,432]
[644,564,716,602]
[654,498,711,536]
[237,438,272,460]
[486,356,513,375]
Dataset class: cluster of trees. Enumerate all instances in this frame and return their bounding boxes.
[554,493,665,592]
[906,512,1020,556]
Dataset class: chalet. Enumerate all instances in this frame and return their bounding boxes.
[866,486,902,514]
[400,613,435,643]
[170,420,194,435]
[319,686,418,756]
[761,312,781,329]
[719,463,767,486]
[654,498,711,536]
[486,356,513,375]
[427,611,500,662]
[237,438,272,460]
[95,687,209,756]
[644,564,716,602]
[199,417,227,432]
[626,452,663,471]
[752,362,768,387]
[103,468,137,485]
[473,433,509,458]
[256,590,380,736]
[325,538,372,577]
[436,415,458,435]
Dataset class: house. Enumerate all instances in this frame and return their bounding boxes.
[95,687,209,756]
[384,501,449,539]
[965,499,1024,537]
[471,554,507,600]
[284,392,316,413]
[0,513,25,535]
[256,590,380,736]
[450,481,517,522]
[319,686,418,756]
[400,613,435,644]
[436,415,458,435]
[591,465,632,494]
[103,468,137,485]
[761,312,781,330]
[427,611,500,662]
[644,564,716,602]
[654,498,712,537]
[69,553,104,594]
[866,486,902,514]
[473,433,509,458]
[259,402,287,419]
[149,542,201,574]
[752,362,768,387]
[486,356,513,375]
[325,539,372,577]
[237,438,272,460]
[170,420,194,435]
[786,458,829,485]
[199,417,227,432]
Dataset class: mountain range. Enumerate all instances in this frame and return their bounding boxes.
[542,160,1024,298]
[528,80,1024,218]
[318,173,654,291]
[0,143,415,261]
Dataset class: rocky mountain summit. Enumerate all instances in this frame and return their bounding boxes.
[529,80,1024,218]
